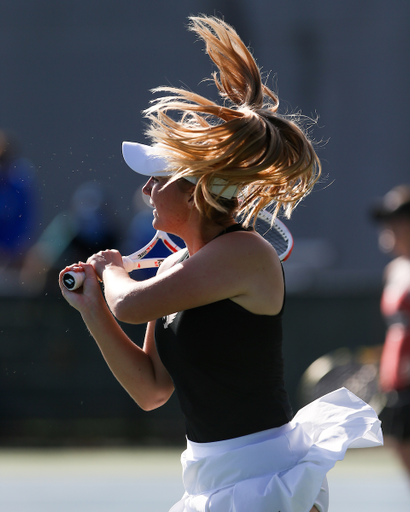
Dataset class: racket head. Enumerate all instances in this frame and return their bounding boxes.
[252,210,294,261]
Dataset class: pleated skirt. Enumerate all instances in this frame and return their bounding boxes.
[169,388,383,512]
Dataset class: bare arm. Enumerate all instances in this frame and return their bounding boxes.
[91,232,283,325]
[59,231,282,409]
[59,263,174,410]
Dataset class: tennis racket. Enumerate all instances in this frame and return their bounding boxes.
[298,346,386,414]
[62,230,182,290]
[62,210,293,290]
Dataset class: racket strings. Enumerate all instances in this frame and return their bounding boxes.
[254,218,289,255]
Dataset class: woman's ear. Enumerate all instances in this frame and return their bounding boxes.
[179,179,196,206]
[187,190,195,208]
[176,177,196,209]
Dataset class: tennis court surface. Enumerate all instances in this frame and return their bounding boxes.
[0,446,408,511]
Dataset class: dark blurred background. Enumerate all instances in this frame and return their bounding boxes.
[0,0,408,446]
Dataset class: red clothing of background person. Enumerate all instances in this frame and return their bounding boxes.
[371,184,410,478]
[379,258,410,392]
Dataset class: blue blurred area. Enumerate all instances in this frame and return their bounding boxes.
[0,130,37,265]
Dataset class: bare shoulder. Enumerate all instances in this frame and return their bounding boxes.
[160,230,279,272]
[209,229,281,268]
[190,229,284,315]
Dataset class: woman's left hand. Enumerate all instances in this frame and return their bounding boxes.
[87,249,124,281]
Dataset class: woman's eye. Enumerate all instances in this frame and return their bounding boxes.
[153,176,169,187]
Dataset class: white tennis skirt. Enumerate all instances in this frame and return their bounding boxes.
[169,388,383,512]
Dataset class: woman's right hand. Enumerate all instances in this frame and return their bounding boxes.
[59,262,105,314]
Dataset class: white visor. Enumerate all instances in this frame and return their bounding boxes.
[122,141,238,200]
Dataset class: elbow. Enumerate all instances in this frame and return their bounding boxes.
[136,397,168,412]
[139,401,160,412]
[111,296,144,325]
[111,304,130,324]
[133,389,173,412]
[105,279,147,324]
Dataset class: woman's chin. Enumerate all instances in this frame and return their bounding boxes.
[152,216,162,232]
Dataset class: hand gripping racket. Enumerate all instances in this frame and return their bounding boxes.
[62,231,182,290]
[62,211,293,290]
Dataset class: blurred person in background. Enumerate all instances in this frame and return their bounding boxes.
[371,184,410,478]
[21,180,119,294]
[0,129,37,270]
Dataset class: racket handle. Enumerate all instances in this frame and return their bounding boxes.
[123,256,165,272]
[62,257,165,290]
[62,270,85,291]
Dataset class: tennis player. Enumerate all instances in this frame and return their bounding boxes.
[60,16,382,512]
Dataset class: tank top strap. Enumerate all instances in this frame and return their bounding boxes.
[216,223,252,237]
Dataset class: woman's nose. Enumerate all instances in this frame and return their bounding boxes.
[142,178,153,196]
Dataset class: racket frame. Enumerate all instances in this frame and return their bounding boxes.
[256,211,294,262]
[62,212,293,290]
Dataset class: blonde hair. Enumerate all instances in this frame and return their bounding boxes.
[144,15,321,225]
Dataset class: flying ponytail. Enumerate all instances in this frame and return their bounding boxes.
[144,15,321,224]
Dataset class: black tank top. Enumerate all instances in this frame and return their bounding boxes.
[155,225,293,442]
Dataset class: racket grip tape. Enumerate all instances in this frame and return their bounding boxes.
[62,270,85,291]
